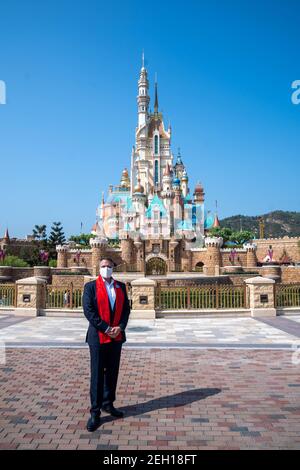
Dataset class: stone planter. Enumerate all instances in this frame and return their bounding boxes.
[33,266,51,281]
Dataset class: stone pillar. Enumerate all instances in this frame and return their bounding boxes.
[56,245,69,268]
[33,266,51,282]
[244,242,258,268]
[15,276,47,316]
[244,276,276,317]
[130,277,156,319]
[204,237,223,276]
[90,237,108,277]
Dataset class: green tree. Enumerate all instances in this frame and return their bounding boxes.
[48,222,66,258]
[2,255,29,267]
[208,227,233,244]
[32,224,47,249]
[18,245,41,267]
[229,230,255,245]
[69,233,96,246]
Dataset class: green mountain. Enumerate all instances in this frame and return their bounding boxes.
[220,210,300,238]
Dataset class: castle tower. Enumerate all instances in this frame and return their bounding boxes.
[204,236,223,276]
[244,242,258,267]
[137,52,150,128]
[181,168,188,198]
[56,245,69,268]
[90,237,108,276]
[120,168,130,189]
[193,182,205,203]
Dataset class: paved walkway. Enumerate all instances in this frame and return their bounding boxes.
[1,314,300,348]
[0,348,299,449]
[1,313,300,450]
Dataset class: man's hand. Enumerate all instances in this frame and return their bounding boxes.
[107,326,121,338]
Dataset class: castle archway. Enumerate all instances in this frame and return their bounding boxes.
[195,261,204,272]
[145,256,167,275]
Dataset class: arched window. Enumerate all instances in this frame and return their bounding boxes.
[154,160,159,185]
[154,135,159,154]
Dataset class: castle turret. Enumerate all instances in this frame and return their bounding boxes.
[137,52,150,127]
[181,168,188,198]
[56,244,69,268]
[90,236,108,276]
[120,167,130,189]
[193,182,205,203]
[204,236,223,275]
[244,242,258,268]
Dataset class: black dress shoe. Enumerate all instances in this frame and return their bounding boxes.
[86,414,101,432]
[102,405,124,417]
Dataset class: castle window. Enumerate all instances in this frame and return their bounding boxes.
[154,160,159,184]
[154,135,159,154]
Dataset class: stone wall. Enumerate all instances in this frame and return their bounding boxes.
[281,266,300,283]
[255,237,300,263]
[51,274,85,288]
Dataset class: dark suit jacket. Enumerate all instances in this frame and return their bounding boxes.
[83,279,130,346]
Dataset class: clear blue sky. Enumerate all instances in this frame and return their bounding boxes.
[0,0,299,239]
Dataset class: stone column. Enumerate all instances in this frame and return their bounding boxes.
[204,236,223,276]
[15,276,47,316]
[33,266,51,282]
[130,277,156,319]
[244,276,276,317]
[244,242,258,268]
[56,245,69,268]
[90,237,108,277]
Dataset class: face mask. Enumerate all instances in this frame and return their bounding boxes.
[100,266,113,278]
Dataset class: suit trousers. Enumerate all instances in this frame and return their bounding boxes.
[89,341,123,415]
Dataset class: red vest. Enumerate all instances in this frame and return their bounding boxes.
[95,275,124,344]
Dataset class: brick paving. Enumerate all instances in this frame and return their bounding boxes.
[0,347,300,449]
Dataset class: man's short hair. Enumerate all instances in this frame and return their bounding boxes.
[99,257,116,267]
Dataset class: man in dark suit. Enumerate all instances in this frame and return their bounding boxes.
[83,257,130,432]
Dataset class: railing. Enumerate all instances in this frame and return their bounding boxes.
[275,283,300,307]
[46,285,83,309]
[0,283,16,307]
[155,284,246,310]
[115,263,138,272]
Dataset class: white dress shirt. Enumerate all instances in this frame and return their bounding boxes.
[103,276,116,310]
[102,277,116,334]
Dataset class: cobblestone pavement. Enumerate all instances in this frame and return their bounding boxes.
[0,348,300,450]
[1,314,300,348]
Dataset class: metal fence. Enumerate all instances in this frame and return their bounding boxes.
[155,284,246,310]
[275,283,300,307]
[0,284,16,307]
[114,263,138,272]
[46,285,83,309]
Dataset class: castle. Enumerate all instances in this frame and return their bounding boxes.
[53,58,300,278]
[87,57,222,275]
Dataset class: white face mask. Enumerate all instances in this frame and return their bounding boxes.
[100,266,113,279]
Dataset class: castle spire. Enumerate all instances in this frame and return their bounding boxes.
[142,50,145,68]
[137,54,150,127]
[154,74,159,114]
